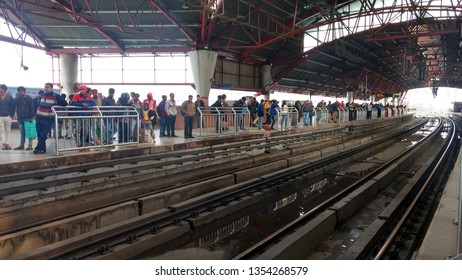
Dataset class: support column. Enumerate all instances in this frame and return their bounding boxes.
[188,50,218,104]
[346,91,354,103]
[60,54,78,96]
[262,64,272,101]
[370,94,375,104]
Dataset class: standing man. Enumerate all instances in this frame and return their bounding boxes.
[181,95,195,139]
[157,95,169,137]
[14,86,35,150]
[70,85,96,147]
[166,92,177,137]
[128,93,142,141]
[101,88,116,144]
[0,84,15,150]
[34,83,67,154]
[194,94,205,128]
[211,95,223,133]
[366,102,373,119]
[233,96,247,131]
[247,97,258,127]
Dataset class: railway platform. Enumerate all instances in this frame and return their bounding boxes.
[1,114,460,260]
[414,142,462,260]
[0,124,321,175]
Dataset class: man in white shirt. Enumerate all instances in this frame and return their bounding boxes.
[166,92,177,137]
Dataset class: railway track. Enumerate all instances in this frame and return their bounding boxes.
[0,115,421,258]
[233,117,457,260]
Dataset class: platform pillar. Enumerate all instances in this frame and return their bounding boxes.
[347,91,354,103]
[370,94,375,104]
[262,64,273,100]
[189,50,218,103]
[60,54,78,96]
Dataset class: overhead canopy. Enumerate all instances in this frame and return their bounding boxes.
[1,0,460,99]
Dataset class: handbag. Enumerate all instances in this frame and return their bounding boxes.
[24,121,38,138]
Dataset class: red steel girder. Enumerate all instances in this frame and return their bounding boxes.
[365,29,459,41]
[147,0,195,44]
[46,46,193,55]
[52,0,124,52]
[0,34,44,50]
[0,1,48,49]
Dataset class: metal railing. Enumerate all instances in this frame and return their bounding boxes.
[275,107,299,130]
[47,104,410,154]
[51,106,139,155]
[196,107,250,138]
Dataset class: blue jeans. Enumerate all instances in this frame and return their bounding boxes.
[258,115,264,129]
[303,112,310,125]
[35,116,54,152]
[160,117,168,136]
[280,114,288,129]
[184,116,194,137]
[103,118,115,143]
[236,114,245,131]
[196,113,204,128]
[167,115,176,136]
[18,119,34,147]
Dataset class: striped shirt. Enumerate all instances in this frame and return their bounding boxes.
[36,92,67,119]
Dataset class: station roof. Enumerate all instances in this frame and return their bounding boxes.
[1,0,461,99]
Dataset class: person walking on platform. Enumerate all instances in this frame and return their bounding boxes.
[34,83,67,154]
[166,92,177,137]
[181,95,195,139]
[157,95,169,137]
[194,94,205,128]
[0,84,15,150]
[14,86,35,150]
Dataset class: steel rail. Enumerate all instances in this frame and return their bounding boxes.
[38,118,428,260]
[373,117,456,259]
[234,116,442,260]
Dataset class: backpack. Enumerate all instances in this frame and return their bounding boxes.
[156,102,164,116]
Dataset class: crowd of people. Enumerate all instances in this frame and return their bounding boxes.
[0,82,406,155]
[0,83,212,154]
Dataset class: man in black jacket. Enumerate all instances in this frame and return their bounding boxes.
[14,86,35,150]
[211,95,223,133]
[194,94,205,128]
